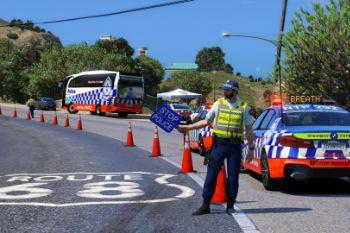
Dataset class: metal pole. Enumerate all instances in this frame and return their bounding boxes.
[275,0,288,83]
[276,0,288,124]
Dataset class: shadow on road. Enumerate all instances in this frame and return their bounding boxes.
[283,178,350,197]
[241,207,312,214]
[248,172,350,197]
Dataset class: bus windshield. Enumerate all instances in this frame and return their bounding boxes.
[117,75,143,99]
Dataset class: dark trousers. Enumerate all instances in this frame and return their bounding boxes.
[202,142,242,201]
[29,106,35,118]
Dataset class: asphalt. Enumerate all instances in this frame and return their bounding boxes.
[2,104,350,233]
[0,116,242,233]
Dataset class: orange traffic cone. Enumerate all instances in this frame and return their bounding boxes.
[76,114,83,130]
[150,126,161,157]
[179,132,195,173]
[13,108,17,118]
[52,112,58,125]
[40,112,45,123]
[64,114,70,127]
[125,122,135,147]
[26,111,31,120]
[211,165,228,204]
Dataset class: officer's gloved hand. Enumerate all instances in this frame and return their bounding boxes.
[177,126,189,133]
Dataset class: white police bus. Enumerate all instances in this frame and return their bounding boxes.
[60,70,144,117]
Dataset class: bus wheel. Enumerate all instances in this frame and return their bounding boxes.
[261,153,277,190]
[67,103,78,114]
[118,113,128,118]
[96,105,105,116]
[90,111,97,115]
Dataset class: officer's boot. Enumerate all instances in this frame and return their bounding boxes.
[192,198,211,215]
[226,197,235,214]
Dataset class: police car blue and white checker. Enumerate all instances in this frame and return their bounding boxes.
[242,104,350,189]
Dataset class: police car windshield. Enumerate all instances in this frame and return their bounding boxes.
[171,104,190,110]
[283,111,350,126]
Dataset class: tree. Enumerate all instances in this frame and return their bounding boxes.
[7,33,19,40]
[134,56,164,96]
[168,70,212,98]
[195,46,226,72]
[248,75,254,82]
[28,43,136,99]
[0,42,43,102]
[283,0,350,108]
[95,37,134,58]
[224,63,234,74]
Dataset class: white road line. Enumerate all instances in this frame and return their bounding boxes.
[138,146,260,233]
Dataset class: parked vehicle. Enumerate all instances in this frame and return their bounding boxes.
[242,104,350,190]
[36,97,56,110]
[59,70,144,117]
[168,103,192,123]
[190,103,213,123]
[189,103,214,156]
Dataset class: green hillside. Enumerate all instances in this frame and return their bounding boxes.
[153,71,275,113]
[204,72,275,109]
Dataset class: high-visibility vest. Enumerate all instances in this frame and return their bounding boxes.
[27,99,36,107]
[212,98,248,139]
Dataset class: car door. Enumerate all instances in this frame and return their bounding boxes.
[254,109,276,159]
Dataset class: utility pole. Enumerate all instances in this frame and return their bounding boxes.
[275,0,288,124]
[275,0,288,84]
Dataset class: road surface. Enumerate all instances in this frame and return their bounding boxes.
[0,116,241,233]
[1,104,350,233]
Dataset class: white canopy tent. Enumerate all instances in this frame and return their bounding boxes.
[156,89,202,100]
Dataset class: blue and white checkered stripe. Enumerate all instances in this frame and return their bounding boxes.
[200,126,212,137]
[189,129,198,142]
[189,126,212,143]
[265,131,350,159]
[66,88,117,105]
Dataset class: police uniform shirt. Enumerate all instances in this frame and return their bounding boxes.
[206,97,253,126]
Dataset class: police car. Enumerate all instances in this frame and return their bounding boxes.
[189,104,213,156]
[242,104,350,190]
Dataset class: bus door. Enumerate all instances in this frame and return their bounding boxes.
[58,79,69,108]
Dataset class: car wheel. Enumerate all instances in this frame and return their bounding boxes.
[198,135,206,156]
[240,162,249,173]
[261,153,277,190]
[96,104,105,116]
[67,103,78,114]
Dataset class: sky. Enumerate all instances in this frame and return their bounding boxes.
[0,0,328,77]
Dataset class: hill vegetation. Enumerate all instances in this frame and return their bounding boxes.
[0,18,60,46]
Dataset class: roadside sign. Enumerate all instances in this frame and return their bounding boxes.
[149,103,183,133]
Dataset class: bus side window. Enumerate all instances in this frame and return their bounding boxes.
[75,76,87,88]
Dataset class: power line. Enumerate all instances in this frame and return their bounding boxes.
[0,0,194,27]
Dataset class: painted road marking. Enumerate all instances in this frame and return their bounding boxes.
[0,172,195,207]
[159,155,261,233]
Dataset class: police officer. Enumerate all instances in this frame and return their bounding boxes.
[26,97,36,118]
[177,79,255,215]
